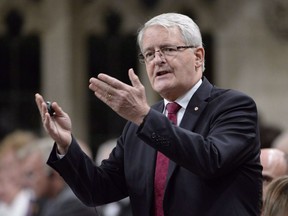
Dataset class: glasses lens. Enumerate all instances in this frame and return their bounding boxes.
[161,47,178,56]
[138,53,145,64]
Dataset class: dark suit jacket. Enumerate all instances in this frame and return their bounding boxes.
[48,77,262,216]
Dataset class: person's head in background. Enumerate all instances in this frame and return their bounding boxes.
[0,130,37,204]
[19,137,56,199]
[137,13,205,101]
[262,175,288,216]
[272,131,288,154]
[19,136,93,200]
[260,148,288,199]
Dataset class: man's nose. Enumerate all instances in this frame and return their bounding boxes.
[153,50,166,62]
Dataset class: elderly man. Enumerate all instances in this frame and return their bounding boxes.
[35,13,262,216]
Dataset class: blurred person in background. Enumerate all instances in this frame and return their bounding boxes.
[20,137,98,216]
[261,175,288,216]
[272,131,288,154]
[0,130,37,216]
[260,148,288,200]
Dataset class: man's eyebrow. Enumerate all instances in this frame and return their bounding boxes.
[142,44,174,53]
[142,47,153,53]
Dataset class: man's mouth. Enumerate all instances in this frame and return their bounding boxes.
[156,71,170,77]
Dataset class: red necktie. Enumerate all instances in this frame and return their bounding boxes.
[154,102,181,216]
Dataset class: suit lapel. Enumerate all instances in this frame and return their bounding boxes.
[149,79,214,202]
[166,77,213,181]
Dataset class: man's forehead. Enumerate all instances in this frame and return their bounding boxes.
[142,26,182,47]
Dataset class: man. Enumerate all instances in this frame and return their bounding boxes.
[260,148,288,199]
[35,13,262,216]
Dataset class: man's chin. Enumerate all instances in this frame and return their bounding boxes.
[155,86,177,99]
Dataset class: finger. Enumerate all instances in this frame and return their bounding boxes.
[43,113,58,137]
[89,77,108,93]
[35,93,53,121]
[89,78,111,101]
[51,102,64,117]
[41,101,49,121]
[35,93,45,113]
[93,90,107,104]
[128,68,142,88]
[97,73,127,90]
[43,112,51,127]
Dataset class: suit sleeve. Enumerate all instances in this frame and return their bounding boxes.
[47,136,128,206]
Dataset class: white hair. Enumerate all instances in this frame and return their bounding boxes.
[137,13,205,70]
[137,13,203,51]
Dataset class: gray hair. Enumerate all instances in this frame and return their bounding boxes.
[18,137,54,175]
[137,13,205,71]
[137,13,203,51]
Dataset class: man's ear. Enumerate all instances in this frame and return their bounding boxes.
[194,47,205,69]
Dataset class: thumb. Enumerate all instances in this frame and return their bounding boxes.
[128,68,142,88]
[52,102,64,117]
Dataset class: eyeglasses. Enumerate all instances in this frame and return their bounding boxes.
[138,45,195,64]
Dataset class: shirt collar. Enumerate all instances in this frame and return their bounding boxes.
[164,78,202,109]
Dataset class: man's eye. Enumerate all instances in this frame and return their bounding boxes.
[162,47,176,53]
[145,52,154,58]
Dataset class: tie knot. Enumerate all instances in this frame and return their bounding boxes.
[166,102,181,114]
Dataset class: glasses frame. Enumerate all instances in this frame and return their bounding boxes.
[138,45,195,64]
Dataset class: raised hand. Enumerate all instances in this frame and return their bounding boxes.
[88,68,150,125]
[35,93,72,154]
